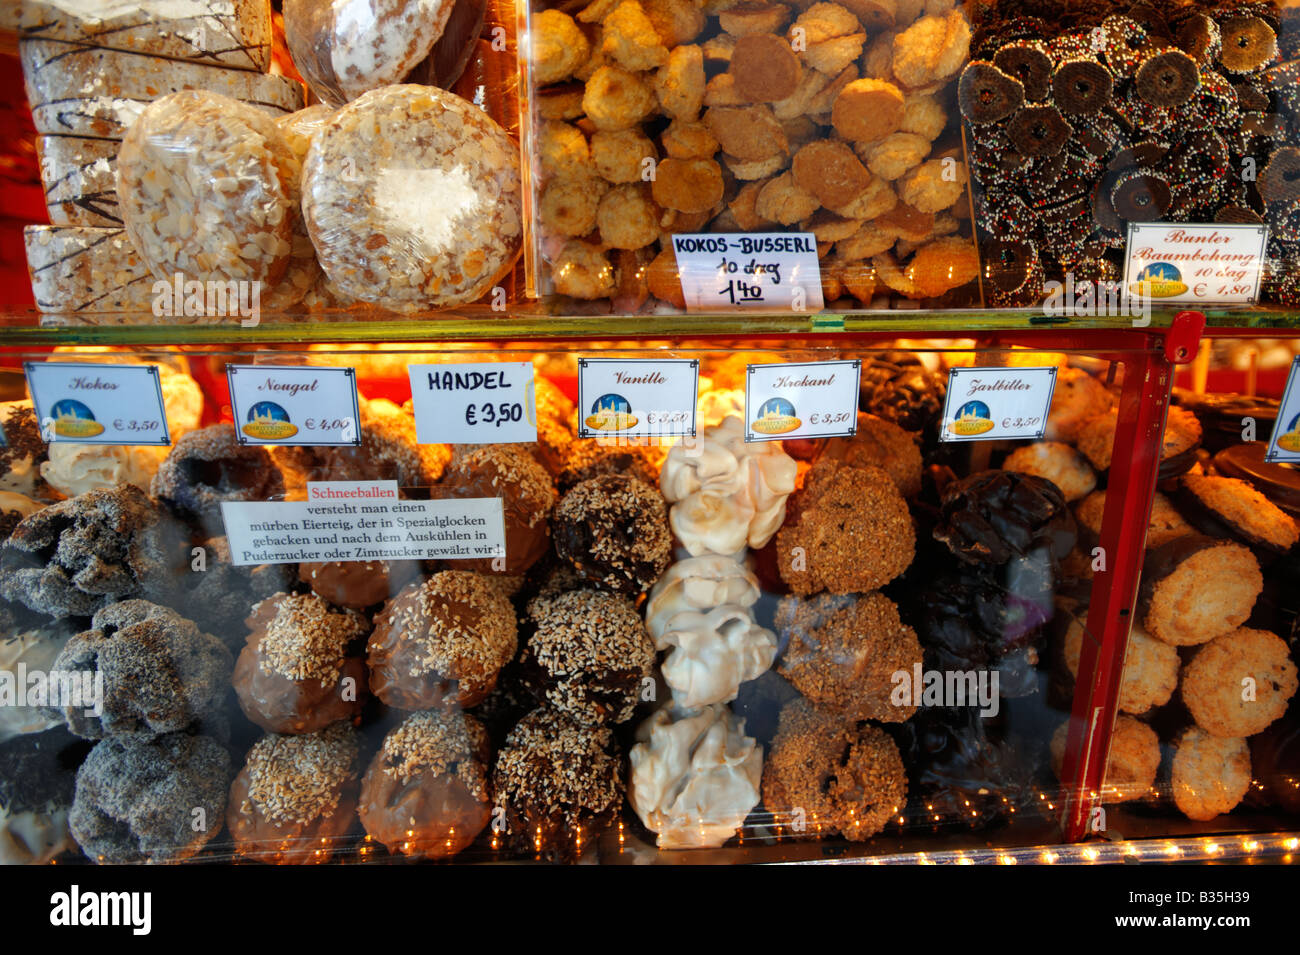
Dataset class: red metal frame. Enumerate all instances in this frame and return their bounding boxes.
[1061,313,1204,841]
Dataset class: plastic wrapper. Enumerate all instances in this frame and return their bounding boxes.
[36,135,122,228]
[19,0,273,72]
[19,38,303,139]
[282,0,462,105]
[522,0,983,312]
[22,225,155,313]
[300,84,523,311]
[116,90,302,288]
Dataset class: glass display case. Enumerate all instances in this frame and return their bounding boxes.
[0,0,1298,869]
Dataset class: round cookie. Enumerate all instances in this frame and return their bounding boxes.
[227,723,362,864]
[1140,535,1262,646]
[234,592,370,734]
[1076,406,1201,477]
[521,588,655,725]
[776,465,915,596]
[284,0,456,105]
[116,91,300,286]
[774,592,922,723]
[359,709,491,860]
[0,484,188,619]
[810,412,923,498]
[299,559,421,610]
[152,424,286,531]
[1063,618,1178,715]
[1003,441,1097,502]
[1049,715,1159,803]
[1181,627,1298,738]
[1214,442,1300,519]
[1171,727,1251,821]
[53,600,232,739]
[1044,366,1113,443]
[441,444,555,576]
[1175,474,1300,556]
[552,474,672,595]
[1074,489,1192,552]
[302,84,522,310]
[366,571,517,710]
[492,707,623,864]
[761,698,906,841]
[70,732,230,864]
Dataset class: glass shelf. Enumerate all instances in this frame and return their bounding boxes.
[2,304,1298,347]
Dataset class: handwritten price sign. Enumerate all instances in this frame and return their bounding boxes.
[671,233,824,313]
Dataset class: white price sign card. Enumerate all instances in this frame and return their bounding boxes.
[744,360,860,443]
[1266,355,1300,462]
[220,490,505,566]
[671,233,824,312]
[576,358,698,440]
[1123,223,1269,306]
[25,361,171,446]
[409,362,537,445]
[227,364,361,447]
[940,366,1057,442]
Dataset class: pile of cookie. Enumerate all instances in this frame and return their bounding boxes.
[959,0,1300,306]
[18,0,525,316]
[531,0,983,310]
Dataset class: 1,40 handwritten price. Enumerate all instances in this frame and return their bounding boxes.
[466,402,524,427]
[1002,416,1041,429]
[808,411,852,426]
[112,419,160,432]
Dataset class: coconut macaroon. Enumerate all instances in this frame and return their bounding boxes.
[1181,627,1298,738]
[1140,535,1262,646]
[1175,474,1300,555]
[1003,442,1097,502]
[1171,727,1251,822]
[1074,489,1192,552]
[1050,715,1160,804]
[1063,619,1178,716]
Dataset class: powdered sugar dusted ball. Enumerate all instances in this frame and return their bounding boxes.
[301,85,522,310]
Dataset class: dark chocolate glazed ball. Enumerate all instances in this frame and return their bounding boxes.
[552,474,671,595]
[492,707,623,863]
